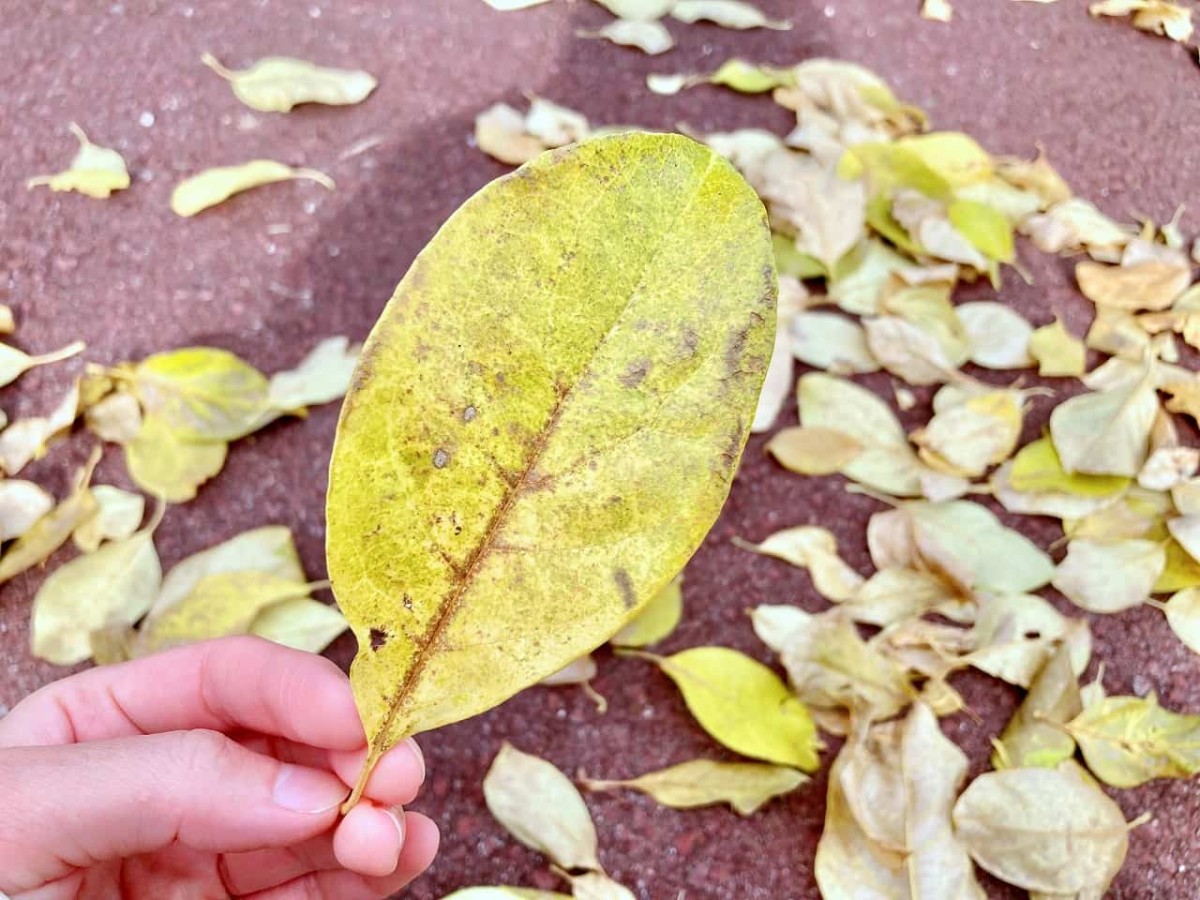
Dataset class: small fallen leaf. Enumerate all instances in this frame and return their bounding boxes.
[1163,588,1200,654]
[123,415,228,503]
[170,161,334,217]
[475,103,548,165]
[249,597,348,653]
[912,389,1025,477]
[1139,446,1199,491]
[593,0,676,17]
[1028,318,1087,377]
[84,391,143,444]
[766,426,863,476]
[956,301,1035,369]
[0,380,82,476]
[670,0,791,29]
[953,763,1131,895]
[611,572,683,647]
[201,53,377,112]
[997,149,1072,208]
[1009,437,1130,498]
[27,123,131,199]
[524,97,591,146]
[734,526,863,601]
[0,452,99,585]
[1049,366,1158,477]
[1021,198,1134,261]
[1067,693,1200,787]
[863,315,958,385]
[268,335,360,411]
[0,340,84,390]
[563,872,635,900]
[484,743,601,872]
[0,480,54,542]
[1052,538,1166,613]
[947,197,1014,262]
[993,643,1082,770]
[578,19,674,54]
[643,646,820,770]
[921,0,953,21]
[789,312,879,374]
[1077,259,1189,312]
[967,593,1090,687]
[73,484,145,553]
[706,58,794,93]
[583,758,807,815]
[1089,0,1194,42]
[844,567,965,627]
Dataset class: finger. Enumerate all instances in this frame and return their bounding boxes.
[248,812,439,900]
[219,836,340,896]
[0,636,364,751]
[0,731,349,888]
[237,735,425,806]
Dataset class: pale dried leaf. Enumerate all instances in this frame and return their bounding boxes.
[670,0,791,29]
[249,597,348,653]
[579,19,674,54]
[583,759,807,816]
[1049,370,1159,477]
[956,301,1034,369]
[171,161,334,217]
[27,123,130,199]
[73,485,145,553]
[84,391,143,444]
[200,53,377,112]
[789,312,879,374]
[766,426,863,476]
[1029,318,1087,377]
[0,480,54,542]
[268,336,360,410]
[735,526,863,601]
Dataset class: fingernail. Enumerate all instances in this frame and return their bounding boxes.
[273,764,348,814]
[404,738,426,781]
[387,806,406,849]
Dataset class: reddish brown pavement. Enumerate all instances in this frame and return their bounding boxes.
[2,2,1199,897]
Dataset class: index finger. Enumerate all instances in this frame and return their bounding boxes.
[0,636,366,751]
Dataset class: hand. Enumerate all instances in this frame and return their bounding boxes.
[0,636,439,899]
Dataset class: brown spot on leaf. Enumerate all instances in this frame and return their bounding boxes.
[614,568,636,610]
[619,359,652,389]
[369,627,389,651]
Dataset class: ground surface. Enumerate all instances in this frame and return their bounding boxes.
[2,1,1199,898]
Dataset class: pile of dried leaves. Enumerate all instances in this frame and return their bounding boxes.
[462,25,1200,900]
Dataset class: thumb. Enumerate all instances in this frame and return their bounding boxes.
[0,729,348,888]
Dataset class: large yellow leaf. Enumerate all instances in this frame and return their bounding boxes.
[326,134,775,798]
[1066,694,1200,787]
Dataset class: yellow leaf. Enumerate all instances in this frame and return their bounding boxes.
[789,311,879,374]
[0,453,99,585]
[170,160,334,217]
[200,53,377,112]
[483,743,600,871]
[1028,318,1087,377]
[997,149,1072,208]
[1089,0,1194,42]
[326,134,775,800]
[993,643,1082,770]
[583,759,807,815]
[947,198,1014,262]
[27,123,130,199]
[84,390,143,443]
[268,335,360,411]
[1164,588,1200,654]
[134,571,314,655]
[611,572,683,647]
[891,190,989,269]
[669,0,791,29]
[1157,537,1200,593]
[0,340,84,390]
[1009,437,1130,497]
[766,426,863,475]
[1076,260,1190,312]
[912,389,1025,477]
[1067,693,1200,787]
[123,415,228,503]
[73,484,145,553]
[707,58,794,92]
[647,646,820,769]
[734,526,863,601]
[921,0,954,21]
[0,480,54,542]
[956,301,1034,369]
[249,597,348,654]
[32,529,161,665]
[952,763,1131,895]
[578,19,674,54]
[1049,370,1159,477]
[898,131,993,188]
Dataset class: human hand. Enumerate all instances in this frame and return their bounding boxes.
[0,635,438,899]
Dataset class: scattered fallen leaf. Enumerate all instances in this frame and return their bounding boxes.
[956,301,1035,369]
[475,103,549,165]
[268,335,360,411]
[249,597,349,653]
[1139,446,1199,491]
[0,480,54,542]
[967,593,1090,687]
[1021,198,1134,261]
[84,391,143,444]
[1067,693,1200,787]
[993,643,1082,770]
[1049,363,1158,477]
[669,0,790,29]
[27,123,131,199]
[789,312,880,374]
[1052,538,1165,613]
[0,452,99,585]
[583,758,807,815]
[201,53,377,112]
[0,340,84,390]
[921,0,954,21]
[611,572,683,647]
[1028,318,1087,377]
[578,19,674,54]
[766,426,863,476]
[1077,259,1190,312]
[123,415,228,502]
[1089,0,1194,42]
[170,160,334,217]
[484,743,601,872]
[752,309,793,432]
[844,567,965,627]
[73,484,145,553]
[912,389,1025,477]
[735,526,863,601]
[132,347,270,441]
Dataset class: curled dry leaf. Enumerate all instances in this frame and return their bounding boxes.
[0,480,54,542]
[483,743,601,872]
[1068,693,1200,787]
[1089,0,1194,42]
[27,123,130,199]
[967,593,1090,687]
[201,53,377,112]
[863,315,959,386]
[1028,318,1087,377]
[1051,538,1166,613]
[73,484,145,553]
[540,654,598,686]
[669,0,791,29]
[170,161,334,217]
[0,380,83,476]
[1020,198,1134,261]
[952,763,1132,895]
[734,526,863,601]
[325,134,776,803]
[766,426,863,476]
[0,340,85,390]
[611,572,683,647]
[583,758,808,815]
[0,305,14,335]
[1139,446,1199,491]
[578,19,674,54]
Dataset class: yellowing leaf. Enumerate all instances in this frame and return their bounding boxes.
[707,58,794,93]
[583,759,807,815]
[1028,318,1087,377]
[947,198,1014,262]
[84,390,143,443]
[766,426,863,476]
[1049,371,1158,477]
[0,480,54,542]
[1009,438,1130,498]
[1052,538,1165,613]
[993,643,1082,770]
[0,454,99,585]
[483,743,600,871]
[73,484,145,553]
[735,526,863,601]
[997,149,1072,208]
[201,53,376,113]
[912,390,1024,477]
[1076,260,1189,312]
[0,340,84,390]
[170,161,334,217]
[27,123,130,199]
[953,763,1131,895]
[249,597,348,653]
[669,0,791,29]
[611,572,682,647]
[647,646,820,769]
[32,529,161,665]
[956,301,1034,369]
[789,311,879,374]
[578,19,674,54]
[1089,0,1194,42]
[326,134,775,801]
[921,0,953,21]
[1067,694,1200,787]
[268,335,360,411]
[900,132,993,188]
[123,415,228,503]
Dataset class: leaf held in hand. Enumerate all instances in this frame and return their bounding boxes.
[201,53,376,113]
[583,759,807,815]
[483,743,600,872]
[171,161,334,217]
[326,134,775,800]
[27,123,130,199]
